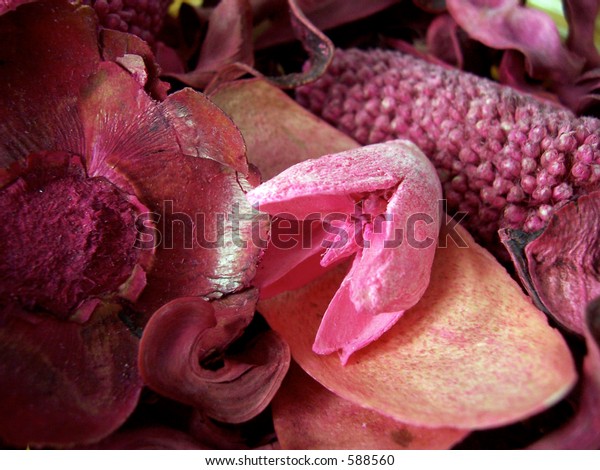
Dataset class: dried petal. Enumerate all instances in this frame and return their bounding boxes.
[248,140,442,362]
[502,191,600,335]
[138,290,290,423]
[259,224,576,429]
[82,427,207,450]
[446,0,584,82]
[0,304,141,446]
[273,363,469,449]
[210,78,358,180]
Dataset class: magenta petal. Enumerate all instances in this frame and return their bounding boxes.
[139,290,291,423]
[248,140,442,360]
[0,304,142,447]
[446,0,584,82]
[523,191,600,334]
[313,257,404,364]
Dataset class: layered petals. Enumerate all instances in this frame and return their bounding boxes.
[446,0,584,82]
[138,290,290,423]
[259,223,576,429]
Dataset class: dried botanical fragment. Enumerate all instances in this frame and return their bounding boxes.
[501,191,600,334]
[138,290,291,423]
[297,48,600,246]
[0,0,263,446]
[259,224,576,429]
[273,363,468,449]
[247,140,442,363]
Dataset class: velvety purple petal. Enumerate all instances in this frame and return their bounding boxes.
[0,0,99,168]
[82,427,208,450]
[564,0,600,69]
[529,297,600,449]
[523,191,600,334]
[0,304,142,447]
[446,0,584,82]
[139,290,291,423]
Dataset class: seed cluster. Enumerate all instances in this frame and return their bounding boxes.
[84,0,170,45]
[297,48,600,243]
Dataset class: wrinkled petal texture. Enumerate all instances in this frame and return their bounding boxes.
[247,140,442,362]
[259,223,576,429]
[139,290,290,423]
[564,0,600,68]
[446,0,584,82]
[523,191,600,334]
[0,304,141,446]
[273,363,469,449]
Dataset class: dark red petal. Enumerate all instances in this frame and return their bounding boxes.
[0,0,100,167]
[446,0,584,83]
[82,427,207,450]
[139,290,290,423]
[0,304,142,447]
[76,62,262,313]
[161,88,249,174]
[273,363,469,449]
[100,29,170,101]
[426,14,464,69]
[254,0,398,50]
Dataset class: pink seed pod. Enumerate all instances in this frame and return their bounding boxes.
[297,48,600,245]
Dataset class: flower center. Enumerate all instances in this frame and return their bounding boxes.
[0,152,150,321]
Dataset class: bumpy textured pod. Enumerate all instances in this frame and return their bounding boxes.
[297,48,600,245]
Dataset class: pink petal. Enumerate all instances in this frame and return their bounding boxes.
[0,304,142,447]
[273,363,469,449]
[138,290,291,423]
[248,140,442,360]
[446,0,584,82]
[258,223,576,429]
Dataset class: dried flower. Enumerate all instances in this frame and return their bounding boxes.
[0,0,268,446]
